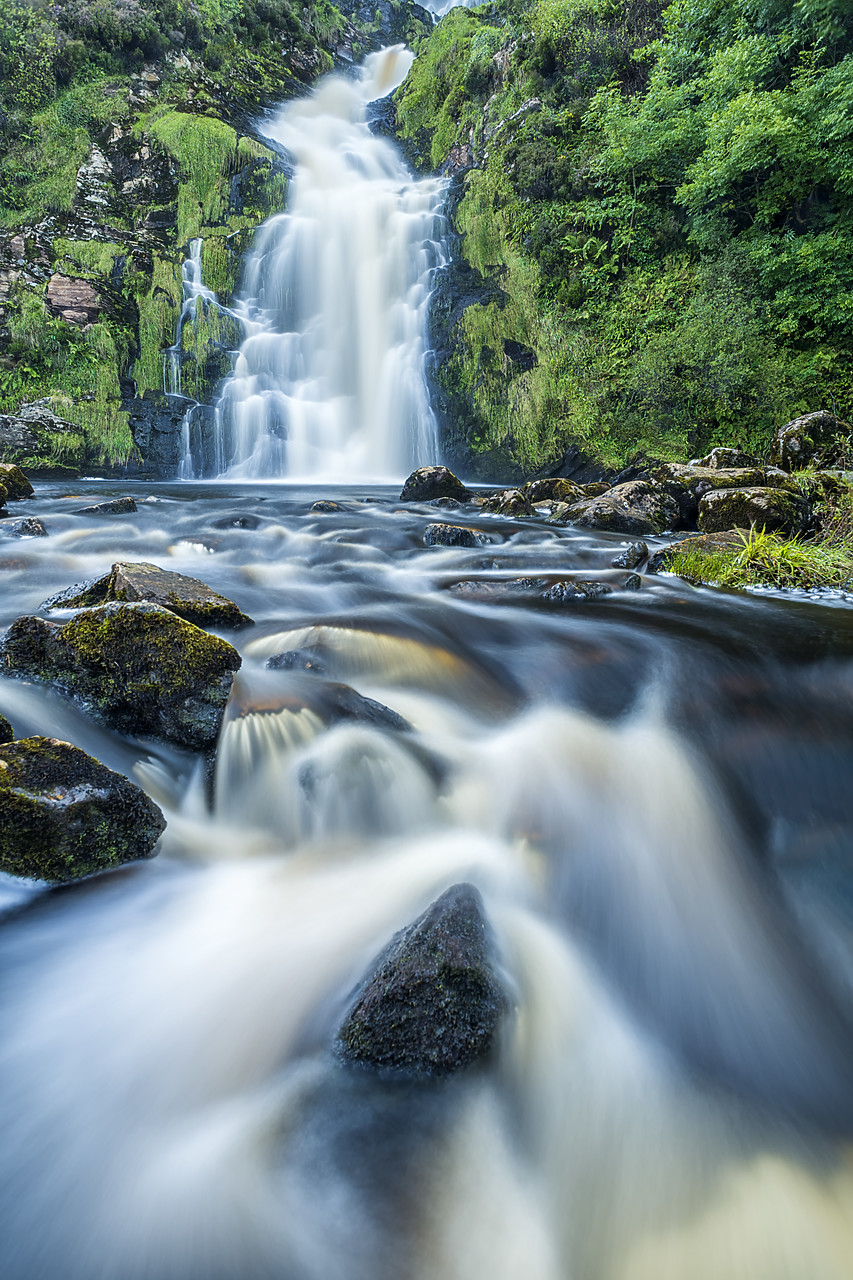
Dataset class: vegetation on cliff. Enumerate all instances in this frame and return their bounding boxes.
[395,0,852,479]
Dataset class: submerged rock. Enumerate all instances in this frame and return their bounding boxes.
[335,883,508,1077]
[322,682,410,732]
[447,575,626,603]
[41,561,253,629]
[1,517,47,538]
[1,603,241,750]
[74,497,138,516]
[423,522,484,548]
[400,466,471,504]
[0,736,165,883]
[697,488,811,537]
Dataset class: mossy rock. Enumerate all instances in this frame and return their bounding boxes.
[1,603,241,750]
[697,487,811,537]
[0,713,13,744]
[423,522,485,547]
[769,411,852,472]
[42,561,253,629]
[0,736,165,883]
[335,883,509,1078]
[400,467,471,503]
[0,464,35,501]
[647,530,744,575]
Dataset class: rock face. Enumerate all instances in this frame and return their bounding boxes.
[697,487,811,537]
[335,883,508,1077]
[45,274,103,327]
[1,604,241,749]
[42,561,253,629]
[0,736,165,882]
[769,411,851,471]
[423,522,484,547]
[400,466,471,503]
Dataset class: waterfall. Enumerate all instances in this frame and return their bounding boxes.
[184,47,447,483]
[165,238,219,398]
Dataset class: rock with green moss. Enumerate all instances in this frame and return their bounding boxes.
[697,487,811,537]
[0,464,34,500]
[647,530,744,575]
[74,497,138,516]
[567,480,679,536]
[0,735,165,883]
[424,522,485,548]
[42,561,253,629]
[0,713,13,744]
[335,883,509,1077]
[1,603,241,749]
[769,412,851,471]
[400,467,471,503]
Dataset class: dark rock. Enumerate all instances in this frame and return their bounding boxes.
[310,500,345,513]
[0,463,34,500]
[41,561,253,629]
[447,575,620,603]
[0,712,12,743]
[549,443,611,486]
[400,466,471,503]
[211,513,261,530]
[567,482,677,537]
[423,522,484,548]
[428,496,463,510]
[611,541,648,569]
[74,496,138,516]
[1,603,241,750]
[0,735,165,883]
[322,683,410,732]
[524,477,585,505]
[697,488,811,537]
[648,530,745,575]
[266,648,328,675]
[335,883,508,1077]
[479,487,533,517]
[769,411,851,472]
[542,579,614,602]
[1,516,47,538]
[695,447,757,470]
[126,391,188,477]
[503,339,537,371]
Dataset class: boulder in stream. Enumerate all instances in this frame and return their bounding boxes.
[1,517,47,538]
[74,497,138,516]
[566,481,678,536]
[697,487,811,537]
[41,561,254,629]
[335,883,509,1077]
[423,523,484,548]
[0,736,165,883]
[400,466,471,503]
[0,464,34,501]
[1,603,241,750]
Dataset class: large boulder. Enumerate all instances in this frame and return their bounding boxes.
[768,411,851,471]
[567,480,679,536]
[697,487,811,537]
[1,516,47,538]
[0,736,165,883]
[400,466,471,503]
[1,603,241,749]
[335,883,509,1077]
[423,523,485,548]
[42,561,253,629]
[0,464,34,500]
[694,447,757,470]
[647,530,745,575]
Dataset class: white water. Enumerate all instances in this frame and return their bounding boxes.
[184,47,447,482]
[166,238,221,398]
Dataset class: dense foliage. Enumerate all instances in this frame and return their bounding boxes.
[397,0,853,473]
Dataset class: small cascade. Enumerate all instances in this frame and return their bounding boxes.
[185,47,448,482]
[165,238,221,398]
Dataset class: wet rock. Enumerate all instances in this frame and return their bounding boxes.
[266,648,328,675]
[695,447,757,470]
[648,530,744,575]
[322,683,410,732]
[0,464,34,500]
[428,496,463,510]
[542,579,615,602]
[567,482,677,536]
[310,500,345,513]
[0,736,165,883]
[45,274,103,327]
[126,391,187,478]
[0,713,12,743]
[478,487,533,517]
[447,575,621,603]
[1,516,47,538]
[1,604,241,750]
[211,513,261,530]
[769,411,851,471]
[400,466,471,503]
[335,883,508,1077]
[697,488,811,537]
[42,561,253,630]
[611,540,647,570]
[74,496,138,516]
[423,522,484,548]
[524,477,586,505]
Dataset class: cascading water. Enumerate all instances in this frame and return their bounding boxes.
[181,47,447,482]
[166,238,220,397]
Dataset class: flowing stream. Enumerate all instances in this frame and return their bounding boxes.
[179,48,446,481]
[1,482,853,1279]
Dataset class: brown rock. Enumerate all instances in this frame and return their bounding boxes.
[697,487,811,537]
[45,275,102,327]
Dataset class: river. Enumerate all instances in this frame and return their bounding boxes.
[1,36,853,1280]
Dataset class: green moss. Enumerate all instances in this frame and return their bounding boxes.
[134,255,182,395]
[53,239,123,278]
[141,108,243,242]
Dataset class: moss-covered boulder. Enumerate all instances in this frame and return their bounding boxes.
[698,487,811,537]
[1,603,241,749]
[694,447,757,470]
[400,467,471,503]
[647,530,744,575]
[0,464,34,500]
[769,411,851,471]
[0,713,13,743]
[566,480,678,536]
[0,736,165,883]
[335,883,509,1077]
[42,561,253,629]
